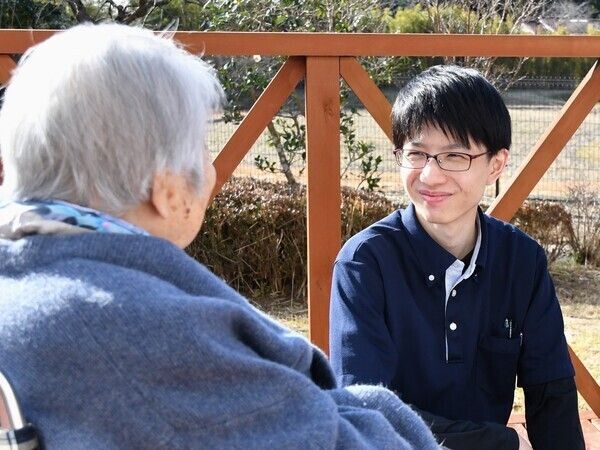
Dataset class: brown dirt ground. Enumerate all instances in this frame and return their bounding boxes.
[552,263,600,306]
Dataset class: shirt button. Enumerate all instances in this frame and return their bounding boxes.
[428,274,435,281]
[451,289,457,297]
[449,322,457,331]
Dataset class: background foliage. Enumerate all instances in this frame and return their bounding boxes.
[2,0,599,297]
[187,177,394,306]
[511,200,574,264]
[189,179,598,308]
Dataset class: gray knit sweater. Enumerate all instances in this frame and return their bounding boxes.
[0,233,439,449]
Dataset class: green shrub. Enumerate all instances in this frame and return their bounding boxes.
[186,177,395,307]
[189,180,593,307]
[510,200,574,265]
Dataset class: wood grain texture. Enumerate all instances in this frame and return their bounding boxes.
[305,56,341,354]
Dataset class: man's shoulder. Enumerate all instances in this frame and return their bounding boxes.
[338,209,404,262]
[483,212,543,260]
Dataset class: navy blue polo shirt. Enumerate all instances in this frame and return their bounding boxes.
[329,204,574,424]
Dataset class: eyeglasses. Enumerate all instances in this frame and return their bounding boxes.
[393,149,489,172]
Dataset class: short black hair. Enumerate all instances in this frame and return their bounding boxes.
[391,65,511,155]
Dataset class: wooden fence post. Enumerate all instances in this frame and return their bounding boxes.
[305,56,341,354]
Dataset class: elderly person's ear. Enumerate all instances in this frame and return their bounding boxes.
[150,171,192,220]
[122,168,214,249]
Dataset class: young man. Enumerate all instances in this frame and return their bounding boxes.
[329,65,584,450]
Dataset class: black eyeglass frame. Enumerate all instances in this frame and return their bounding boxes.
[393,149,490,172]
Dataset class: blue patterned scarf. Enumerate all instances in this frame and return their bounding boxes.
[0,199,148,240]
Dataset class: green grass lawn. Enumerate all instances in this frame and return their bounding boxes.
[266,261,600,414]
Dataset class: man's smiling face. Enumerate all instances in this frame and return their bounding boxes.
[400,124,508,230]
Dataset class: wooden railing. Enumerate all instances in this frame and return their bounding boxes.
[1,31,599,416]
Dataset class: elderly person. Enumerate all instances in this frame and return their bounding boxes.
[0,24,439,449]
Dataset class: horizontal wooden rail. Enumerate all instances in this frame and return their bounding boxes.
[0,30,55,54]
[1,30,600,57]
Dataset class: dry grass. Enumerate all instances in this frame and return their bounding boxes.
[265,261,600,414]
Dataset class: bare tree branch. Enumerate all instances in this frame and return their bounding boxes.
[64,0,171,25]
[65,0,93,23]
[266,120,298,186]
[418,0,554,86]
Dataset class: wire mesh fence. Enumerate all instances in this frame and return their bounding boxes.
[207,76,600,206]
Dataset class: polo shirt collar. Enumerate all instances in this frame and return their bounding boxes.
[400,204,488,282]
[474,207,488,270]
[400,203,457,281]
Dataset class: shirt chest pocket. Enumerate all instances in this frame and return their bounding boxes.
[476,335,521,396]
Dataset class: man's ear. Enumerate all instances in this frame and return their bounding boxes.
[486,149,509,186]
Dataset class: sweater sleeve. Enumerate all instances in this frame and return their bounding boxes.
[330,385,440,450]
[88,288,440,450]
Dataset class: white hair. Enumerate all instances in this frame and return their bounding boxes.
[0,23,223,213]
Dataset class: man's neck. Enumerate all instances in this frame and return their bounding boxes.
[417,209,478,260]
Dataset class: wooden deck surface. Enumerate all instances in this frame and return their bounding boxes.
[508,411,600,449]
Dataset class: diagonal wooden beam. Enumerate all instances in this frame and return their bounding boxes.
[211,57,305,199]
[305,56,341,354]
[488,60,600,221]
[569,347,600,416]
[0,55,16,85]
[340,57,393,142]
[487,60,600,417]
